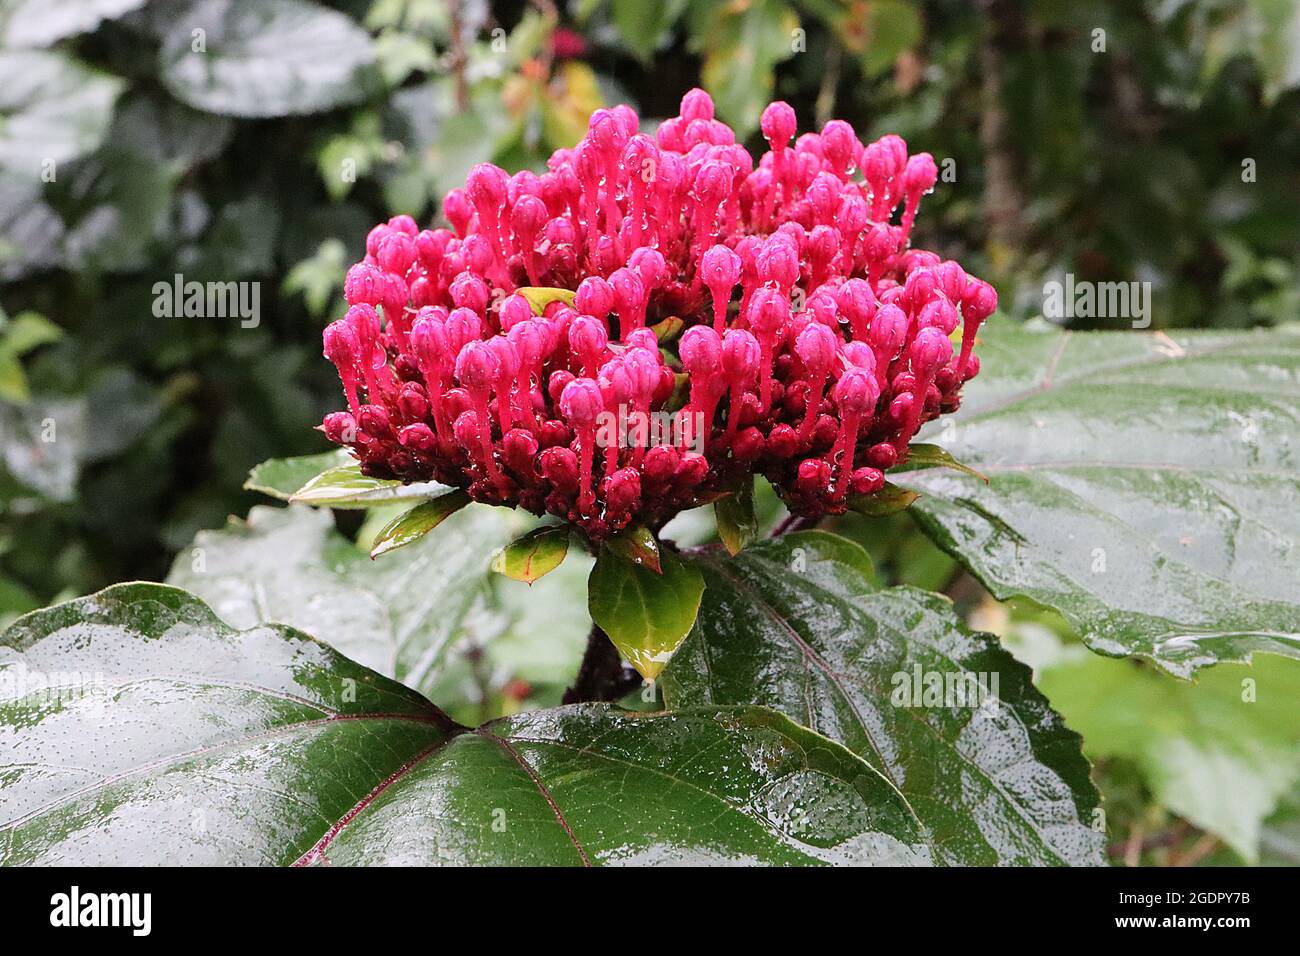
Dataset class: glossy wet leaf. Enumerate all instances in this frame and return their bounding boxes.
[847,481,920,517]
[491,525,570,584]
[516,286,577,315]
[899,443,988,482]
[588,545,705,681]
[370,491,471,558]
[1035,650,1300,863]
[715,478,758,556]
[0,583,929,865]
[906,323,1300,677]
[664,531,1108,866]
[290,463,449,509]
[245,449,352,500]
[154,0,380,118]
[167,504,513,699]
[603,523,662,573]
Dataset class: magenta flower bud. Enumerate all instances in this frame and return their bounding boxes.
[756,238,800,290]
[761,101,797,148]
[502,428,539,474]
[508,318,550,366]
[452,409,480,448]
[964,279,998,321]
[455,340,499,391]
[588,108,628,156]
[836,278,877,340]
[399,423,436,452]
[903,153,938,196]
[539,446,580,492]
[609,267,647,336]
[850,467,885,496]
[821,120,856,176]
[912,326,953,374]
[322,411,356,444]
[377,233,417,275]
[442,189,473,236]
[344,262,384,306]
[842,341,876,373]
[933,260,969,302]
[449,272,490,313]
[693,161,731,204]
[721,329,761,385]
[796,322,837,378]
[625,328,658,352]
[548,369,575,404]
[568,315,608,377]
[357,404,391,437]
[445,307,483,352]
[605,466,641,516]
[409,313,447,370]
[679,325,722,375]
[680,88,715,122]
[511,194,547,236]
[560,377,604,427]
[500,294,534,331]
[747,287,788,337]
[701,244,742,289]
[869,303,908,368]
[629,246,668,290]
[466,163,509,210]
[397,382,429,421]
[574,276,614,317]
[834,368,879,416]
[323,319,359,369]
[919,297,959,335]
[642,444,679,484]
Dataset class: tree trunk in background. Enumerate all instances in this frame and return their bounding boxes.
[978,0,1029,258]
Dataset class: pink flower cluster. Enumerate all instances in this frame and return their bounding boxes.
[320,89,995,541]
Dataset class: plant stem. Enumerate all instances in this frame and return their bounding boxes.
[563,625,642,704]
[771,513,817,537]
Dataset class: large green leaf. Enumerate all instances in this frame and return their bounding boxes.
[167,504,512,700]
[0,50,124,178]
[904,322,1300,677]
[663,532,1107,866]
[0,0,148,48]
[155,0,380,118]
[0,583,929,865]
[1034,649,1300,864]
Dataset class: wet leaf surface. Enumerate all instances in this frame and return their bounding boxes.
[0,582,929,865]
[665,532,1108,865]
[905,323,1300,676]
[588,544,704,680]
[167,505,511,699]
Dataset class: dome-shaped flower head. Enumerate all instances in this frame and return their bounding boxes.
[317,93,991,540]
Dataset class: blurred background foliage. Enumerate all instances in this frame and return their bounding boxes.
[0,0,1297,865]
